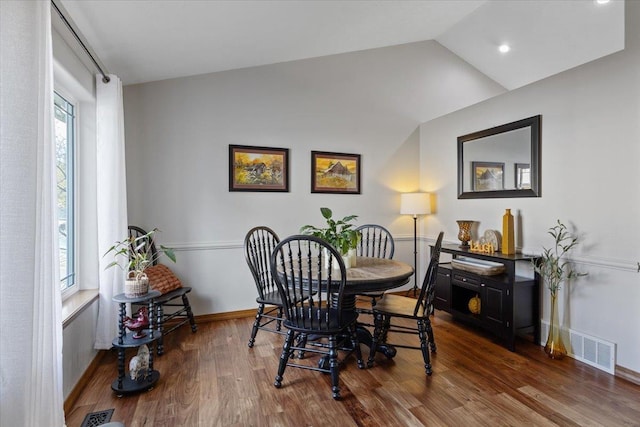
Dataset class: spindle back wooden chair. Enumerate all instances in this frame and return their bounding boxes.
[270,235,363,400]
[367,231,444,375]
[244,226,285,347]
[354,224,395,322]
[356,224,395,260]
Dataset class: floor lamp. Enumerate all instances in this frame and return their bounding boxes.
[400,193,431,296]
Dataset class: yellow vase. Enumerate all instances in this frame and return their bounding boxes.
[545,293,567,359]
[501,209,515,255]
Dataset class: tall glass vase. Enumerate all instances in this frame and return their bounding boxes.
[545,293,567,359]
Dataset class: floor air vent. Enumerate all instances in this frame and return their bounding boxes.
[80,409,114,427]
[540,321,615,374]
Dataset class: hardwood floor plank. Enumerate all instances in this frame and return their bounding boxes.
[518,385,605,427]
[65,311,640,426]
[488,392,559,426]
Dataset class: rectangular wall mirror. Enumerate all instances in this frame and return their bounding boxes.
[458,115,541,199]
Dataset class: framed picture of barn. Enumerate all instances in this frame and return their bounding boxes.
[472,161,504,191]
[311,151,361,194]
[229,145,289,192]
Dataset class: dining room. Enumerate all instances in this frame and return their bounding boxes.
[3,1,640,425]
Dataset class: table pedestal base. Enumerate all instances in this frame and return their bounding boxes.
[356,325,397,358]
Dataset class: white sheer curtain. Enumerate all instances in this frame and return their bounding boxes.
[0,1,65,426]
[94,75,129,349]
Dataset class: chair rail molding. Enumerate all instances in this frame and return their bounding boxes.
[166,239,636,272]
[167,234,418,252]
[519,249,638,273]
[168,241,243,251]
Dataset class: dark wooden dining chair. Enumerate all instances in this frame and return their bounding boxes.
[129,226,197,356]
[356,224,395,260]
[367,231,444,375]
[270,235,364,400]
[355,224,395,321]
[244,226,285,347]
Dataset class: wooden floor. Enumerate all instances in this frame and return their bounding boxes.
[65,310,640,427]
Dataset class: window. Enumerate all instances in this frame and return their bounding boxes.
[54,91,75,292]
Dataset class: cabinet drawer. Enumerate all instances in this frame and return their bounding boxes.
[452,273,481,290]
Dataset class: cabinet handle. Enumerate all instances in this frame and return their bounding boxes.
[481,283,485,287]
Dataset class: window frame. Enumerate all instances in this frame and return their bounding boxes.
[54,87,78,299]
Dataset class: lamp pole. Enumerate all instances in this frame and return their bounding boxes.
[411,214,418,296]
[399,192,431,298]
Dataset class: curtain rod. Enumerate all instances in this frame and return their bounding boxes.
[51,0,111,83]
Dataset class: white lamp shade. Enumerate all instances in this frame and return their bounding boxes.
[400,192,431,215]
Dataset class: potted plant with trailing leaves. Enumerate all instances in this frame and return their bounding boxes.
[104,228,176,297]
[533,220,587,359]
[300,207,361,268]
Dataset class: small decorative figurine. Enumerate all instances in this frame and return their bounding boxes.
[129,344,150,381]
[123,306,150,339]
[468,294,481,315]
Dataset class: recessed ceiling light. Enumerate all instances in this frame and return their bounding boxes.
[498,44,510,53]
[595,0,610,4]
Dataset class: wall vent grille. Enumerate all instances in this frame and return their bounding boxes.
[540,321,615,374]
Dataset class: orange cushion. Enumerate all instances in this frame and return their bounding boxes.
[144,264,182,295]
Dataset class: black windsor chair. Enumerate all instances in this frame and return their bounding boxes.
[129,226,197,356]
[356,224,395,260]
[244,226,285,347]
[354,224,395,321]
[270,235,364,400]
[367,231,444,375]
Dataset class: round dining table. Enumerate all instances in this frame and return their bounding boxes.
[337,256,414,307]
[297,256,414,359]
[342,257,414,357]
[275,255,414,361]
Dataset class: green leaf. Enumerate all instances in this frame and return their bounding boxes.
[320,207,332,219]
[104,261,122,270]
[161,246,176,263]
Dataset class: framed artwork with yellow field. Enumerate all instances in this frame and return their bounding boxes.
[311,151,361,194]
[229,145,289,192]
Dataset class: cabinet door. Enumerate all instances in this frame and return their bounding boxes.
[434,266,451,312]
[481,280,506,334]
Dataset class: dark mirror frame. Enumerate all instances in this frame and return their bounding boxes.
[458,115,541,199]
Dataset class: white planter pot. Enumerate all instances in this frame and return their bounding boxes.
[124,271,149,297]
[348,248,357,267]
[342,254,352,269]
[323,248,352,270]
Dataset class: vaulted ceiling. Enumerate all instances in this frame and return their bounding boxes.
[58,0,624,89]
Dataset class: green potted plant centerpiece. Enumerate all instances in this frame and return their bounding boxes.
[104,228,176,297]
[300,207,360,268]
[533,220,587,359]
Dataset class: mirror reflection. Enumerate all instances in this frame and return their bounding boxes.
[458,115,541,199]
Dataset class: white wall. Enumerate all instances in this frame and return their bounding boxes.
[419,2,640,373]
[123,40,503,314]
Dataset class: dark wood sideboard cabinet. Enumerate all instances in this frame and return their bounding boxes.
[433,243,540,351]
